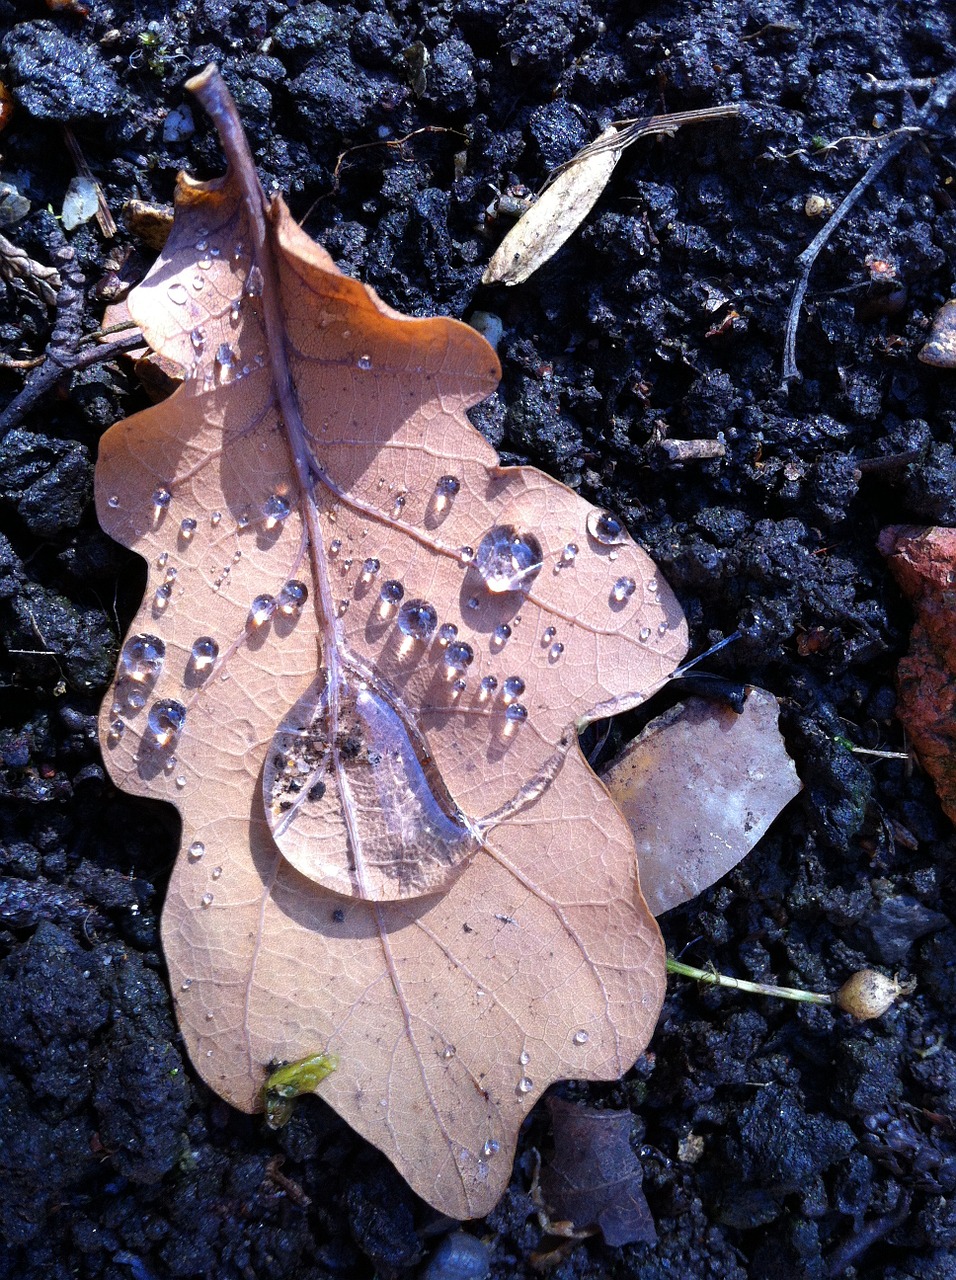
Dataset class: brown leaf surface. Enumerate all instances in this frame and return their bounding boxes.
[95,67,687,1218]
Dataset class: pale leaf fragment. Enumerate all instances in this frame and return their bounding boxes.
[95,67,688,1219]
[602,686,802,917]
[482,105,740,287]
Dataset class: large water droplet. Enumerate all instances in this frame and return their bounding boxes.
[517,1076,534,1095]
[121,633,166,682]
[380,580,404,605]
[505,703,528,723]
[147,698,186,749]
[278,580,308,615]
[436,475,461,499]
[482,1139,500,1157]
[612,576,636,603]
[503,675,525,701]
[397,599,438,641]
[445,641,474,673]
[248,594,276,627]
[190,636,219,671]
[474,525,543,593]
[587,509,627,545]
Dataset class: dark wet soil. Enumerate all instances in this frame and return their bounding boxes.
[1,1,955,1277]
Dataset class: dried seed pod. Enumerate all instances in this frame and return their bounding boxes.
[835,969,903,1020]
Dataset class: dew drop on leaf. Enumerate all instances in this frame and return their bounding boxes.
[502,675,525,701]
[438,623,458,645]
[483,1139,500,1157]
[505,703,528,723]
[479,675,498,699]
[201,892,214,907]
[542,625,556,642]
[278,580,308,615]
[108,718,125,742]
[152,486,172,512]
[216,343,234,371]
[517,1076,534,1094]
[180,517,197,540]
[548,642,564,661]
[379,580,404,606]
[459,545,475,563]
[188,841,205,861]
[474,525,543,593]
[121,633,166,682]
[586,509,627,545]
[397,599,438,641]
[357,354,372,370]
[558,542,578,568]
[361,557,380,580]
[492,624,512,647]
[572,1029,589,1045]
[248,594,276,627]
[444,641,474,672]
[244,264,264,297]
[146,698,186,749]
[612,576,636,603]
[190,328,204,354]
[190,636,219,670]
[107,494,120,509]
[167,282,188,305]
[263,493,290,528]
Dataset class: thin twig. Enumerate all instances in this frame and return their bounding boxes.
[783,69,956,384]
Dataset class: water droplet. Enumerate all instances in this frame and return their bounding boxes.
[181,979,193,991]
[505,703,528,723]
[215,343,234,372]
[362,557,380,581]
[612,576,636,603]
[157,551,169,568]
[167,282,189,305]
[201,892,214,908]
[445,641,474,672]
[482,1139,500,1157]
[466,595,480,611]
[451,678,467,695]
[329,538,342,555]
[146,698,186,749]
[558,542,578,567]
[441,1044,456,1060]
[517,1076,534,1095]
[392,491,407,518]
[210,510,222,526]
[573,1029,589,1045]
[211,865,222,880]
[474,525,543,593]
[190,636,219,670]
[259,494,289,531]
[459,546,475,563]
[548,642,564,660]
[542,626,556,642]
[126,688,146,710]
[639,626,651,641]
[190,328,204,355]
[380,580,404,605]
[438,622,458,645]
[121,633,166,682]
[244,264,264,297]
[164,755,177,775]
[519,1049,530,1065]
[587,509,627,545]
[647,579,658,593]
[658,620,668,635]
[229,298,241,323]
[154,583,172,606]
[108,718,125,741]
[397,599,438,641]
[357,353,372,370]
[107,494,120,509]
[175,775,186,789]
[503,675,525,701]
[479,675,497,699]
[164,567,177,583]
[278,580,308,615]
[188,841,205,861]
[248,594,276,627]
[180,517,197,540]
[195,238,208,252]
[492,624,512,647]
[191,274,204,292]
[237,511,251,530]
[152,486,172,513]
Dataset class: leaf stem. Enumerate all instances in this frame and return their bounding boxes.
[666,954,835,1006]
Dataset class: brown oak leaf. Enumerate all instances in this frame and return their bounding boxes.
[94,66,687,1218]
